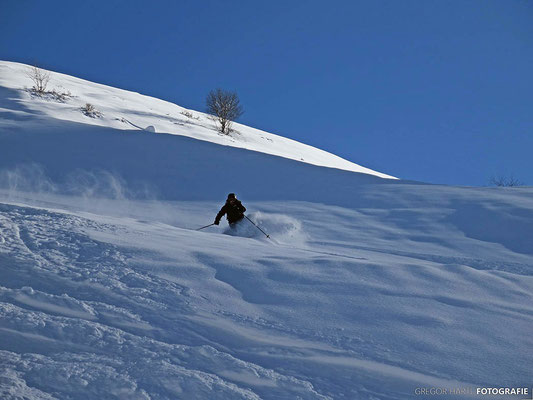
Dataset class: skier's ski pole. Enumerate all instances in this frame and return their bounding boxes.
[244,215,270,239]
[196,223,215,231]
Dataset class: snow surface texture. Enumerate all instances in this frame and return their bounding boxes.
[1,61,532,399]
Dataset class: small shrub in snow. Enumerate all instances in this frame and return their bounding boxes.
[28,88,72,103]
[26,65,50,94]
[48,89,72,103]
[180,110,199,120]
[489,175,524,187]
[26,66,72,102]
[81,103,102,118]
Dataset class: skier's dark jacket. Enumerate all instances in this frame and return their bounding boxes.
[215,199,246,225]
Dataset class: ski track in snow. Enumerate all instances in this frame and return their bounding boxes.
[0,203,329,399]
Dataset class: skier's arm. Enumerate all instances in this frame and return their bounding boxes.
[238,201,246,213]
[214,205,227,224]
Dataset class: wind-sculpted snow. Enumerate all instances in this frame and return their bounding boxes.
[0,122,392,205]
[0,202,330,399]
[1,188,532,399]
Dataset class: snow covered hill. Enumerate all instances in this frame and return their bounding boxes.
[0,61,395,179]
[1,61,532,399]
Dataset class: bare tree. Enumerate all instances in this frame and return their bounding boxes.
[206,88,243,134]
[27,65,51,94]
[81,103,102,118]
[489,174,524,187]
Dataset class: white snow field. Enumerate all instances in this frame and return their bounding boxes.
[0,61,532,399]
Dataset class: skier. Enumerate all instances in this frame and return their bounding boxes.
[214,193,246,226]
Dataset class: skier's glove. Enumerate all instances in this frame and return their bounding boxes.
[214,220,219,225]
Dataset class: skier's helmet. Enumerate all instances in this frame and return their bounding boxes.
[227,193,236,199]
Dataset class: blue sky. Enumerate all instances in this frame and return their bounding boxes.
[1,0,532,185]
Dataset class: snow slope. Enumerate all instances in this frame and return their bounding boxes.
[0,61,395,179]
[1,61,532,399]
